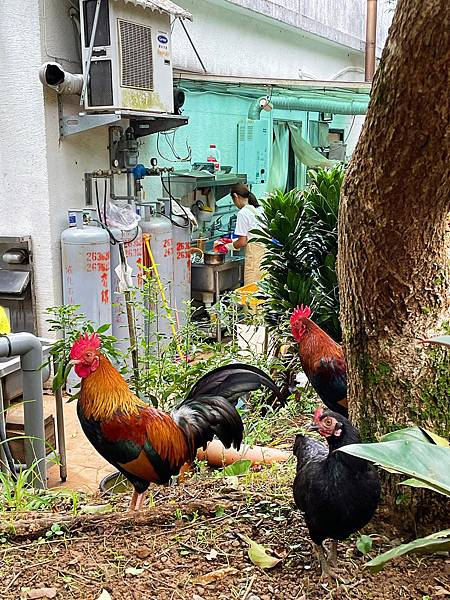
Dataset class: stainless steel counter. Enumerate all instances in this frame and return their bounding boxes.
[191,256,244,341]
[191,256,244,294]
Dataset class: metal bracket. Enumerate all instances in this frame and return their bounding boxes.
[59,109,123,138]
[57,95,188,139]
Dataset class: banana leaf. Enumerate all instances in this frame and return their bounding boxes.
[365,529,450,573]
[381,427,449,446]
[339,440,450,496]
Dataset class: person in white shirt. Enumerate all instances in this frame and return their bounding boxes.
[214,183,266,284]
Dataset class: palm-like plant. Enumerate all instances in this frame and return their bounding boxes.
[253,166,344,341]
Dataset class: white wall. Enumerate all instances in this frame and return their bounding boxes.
[172,0,366,79]
[219,0,394,55]
[0,1,52,335]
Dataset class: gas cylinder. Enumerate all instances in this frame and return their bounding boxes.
[139,202,174,349]
[61,209,111,393]
[163,198,191,330]
[109,226,143,365]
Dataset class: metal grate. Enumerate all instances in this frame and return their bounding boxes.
[119,20,153,91]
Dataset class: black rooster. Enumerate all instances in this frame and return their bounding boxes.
[293,408,380,576]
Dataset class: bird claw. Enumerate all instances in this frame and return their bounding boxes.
[320,566,347,583]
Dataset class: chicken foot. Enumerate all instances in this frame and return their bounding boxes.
[316,543,345,581]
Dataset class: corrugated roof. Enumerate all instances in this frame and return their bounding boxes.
[113,0,192,20]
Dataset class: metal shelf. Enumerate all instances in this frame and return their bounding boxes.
[58,97,188,138]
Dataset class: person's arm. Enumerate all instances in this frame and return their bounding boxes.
[227,235,247,250]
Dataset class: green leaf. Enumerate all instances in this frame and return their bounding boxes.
[339,440,450,496]
[380,427,437,444]
[418,427,450,447]
[223,459,252,477]
[96,323,112,334]
[365,530,450,572]
[400,478,437,491]
[419,335,450,348]
[240,534,281,569]
[356,534,373,555]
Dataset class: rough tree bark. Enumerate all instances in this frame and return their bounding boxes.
[338,0,449,533]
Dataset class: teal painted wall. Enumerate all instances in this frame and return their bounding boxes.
[140,90,357,236]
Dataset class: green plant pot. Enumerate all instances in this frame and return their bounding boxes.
[99,471,133,496]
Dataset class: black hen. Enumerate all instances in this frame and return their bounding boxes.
[293,408,380,576]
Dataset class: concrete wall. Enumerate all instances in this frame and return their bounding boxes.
[173,0,365,79]
[0,1,52,334]
[220,0,394,55]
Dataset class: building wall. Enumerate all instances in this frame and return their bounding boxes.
[173,0,365,79]
[0,1,52,334]
[220,0,394,55]
[0,0,393,335]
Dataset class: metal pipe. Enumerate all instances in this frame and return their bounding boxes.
[365,0,378,82]
[0,333,46,488]
[248,96,369,120]
[39,62,83,95]
[53,358,67,482]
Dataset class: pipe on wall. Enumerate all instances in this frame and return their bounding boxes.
[0,333,46,488]
[248,96,369,120]
[365,0,378,81]
[39,62,83,95]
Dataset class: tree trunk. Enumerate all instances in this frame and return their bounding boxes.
[338,0,449,534]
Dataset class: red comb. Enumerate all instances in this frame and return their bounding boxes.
[290,304,311,326]
[313,407,324,423]
[70,332,101,360]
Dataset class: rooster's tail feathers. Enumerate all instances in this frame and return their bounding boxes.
[184,362,282,406]
[172,395,243,456]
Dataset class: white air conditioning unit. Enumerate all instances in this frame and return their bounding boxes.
[79,0,177,113]
[237,120,271,185]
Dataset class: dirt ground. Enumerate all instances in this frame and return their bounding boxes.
[1,471,448,600]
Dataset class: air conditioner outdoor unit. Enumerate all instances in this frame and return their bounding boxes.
[237,120,271,185]
[79,0,178,113]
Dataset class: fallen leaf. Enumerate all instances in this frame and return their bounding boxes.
[193,567,238,584]
[205,549,218,561]
[435,586,450,597]
[125,566,144,576]
[224,475,240,489]
[240,534,281,569]
[96,591,112,600]
[27,589,57,599]
[356,534,373,555]
[81,504,113,514]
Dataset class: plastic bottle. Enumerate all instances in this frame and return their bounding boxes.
[207,144,221,172]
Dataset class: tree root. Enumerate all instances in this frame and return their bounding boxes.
[1,497,233,542]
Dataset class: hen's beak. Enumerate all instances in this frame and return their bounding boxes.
[308,423,319,432]
[69,359,81,366]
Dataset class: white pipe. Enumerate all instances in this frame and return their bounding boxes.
[0,333,46,488]
[39,62,83,95]
[330,66,365,80]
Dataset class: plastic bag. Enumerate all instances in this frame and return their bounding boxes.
[106,201,141,231]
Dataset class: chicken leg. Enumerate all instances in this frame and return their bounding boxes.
[129,490,146,511]
[328,540,338,567]
[317,544,345,580]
